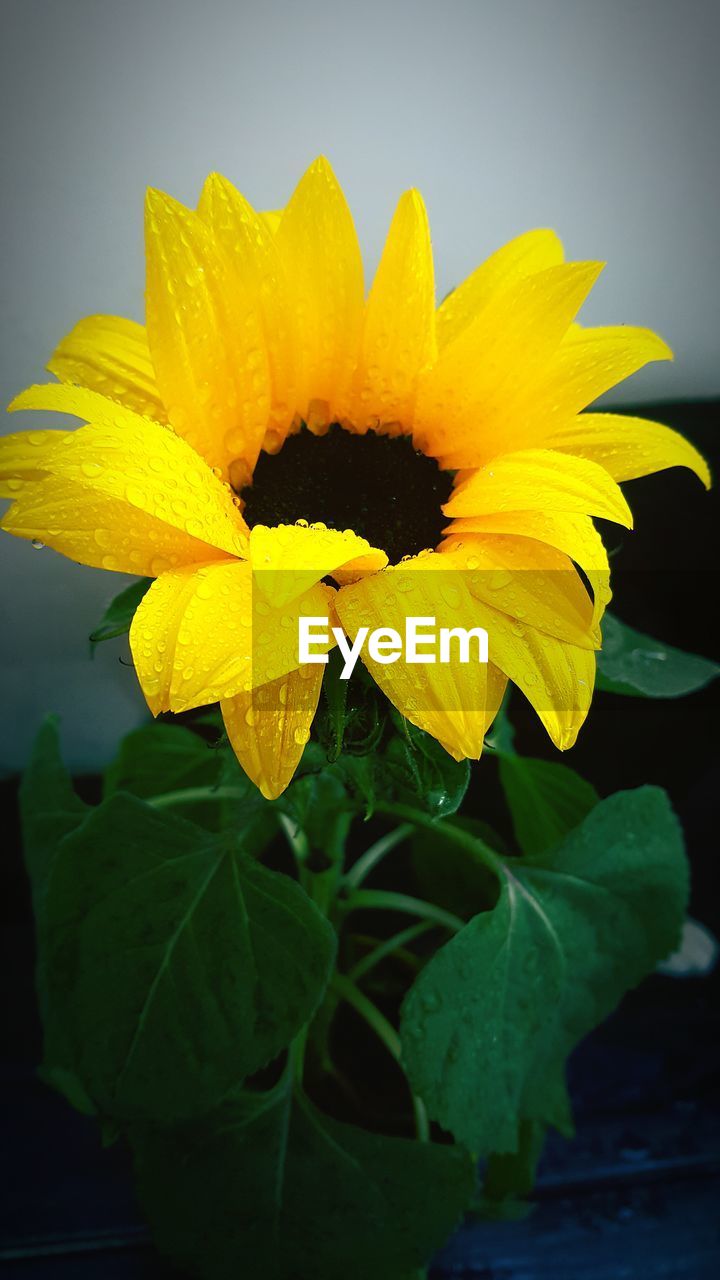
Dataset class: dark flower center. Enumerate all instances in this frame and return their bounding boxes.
[239,424,454,564]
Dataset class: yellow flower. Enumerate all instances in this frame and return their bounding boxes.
[0,158,709,798]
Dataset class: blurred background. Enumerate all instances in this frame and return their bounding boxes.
[1,0,719,773]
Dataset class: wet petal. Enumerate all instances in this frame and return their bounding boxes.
[349,189,435,432]
[444,449,632,528]
[47,315,167,423]
[547,412,710,487]
[145,188,271,474]
[197,173,297,442]
[0,429,68,497]
[275,157,364,427]
[130,560,335,715]
[436,228,564,350]
[415,261,603,462]
[335,560,508,759]
[8,383,249,556]
[1,474,231,575]
[335,552,595,753]
[439,532,598,648]
[444,509,611,628]
[531,325,673,428]
[221,665,324,800]
[249,522,387,605]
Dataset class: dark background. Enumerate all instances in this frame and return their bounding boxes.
[1,401,718,1277]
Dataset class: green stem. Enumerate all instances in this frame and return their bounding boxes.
[372,800,506,879]
[149,785,246,809]
[344,823,414,890]
[348,922,435,983]
[343,889,464,933]
[333,975,429,1142]
[277,812,313,892]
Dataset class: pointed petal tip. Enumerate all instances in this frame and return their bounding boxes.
[145,186,190,224]
[305,154,337,184]
[144,185,165,211]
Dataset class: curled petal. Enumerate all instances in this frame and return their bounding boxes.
[129,560,335,715]
[47,315,167,423]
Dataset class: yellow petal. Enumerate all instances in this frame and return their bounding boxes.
[439,533,598,648]
[485,609,595,750]
[130,560,335,715]
[444,510,611,628]
[546,412,711,487]
[337,553,593,753]
[145,188,272,474]
[0,428,68,496]
[221,665,323,799]
[529,325,673,427]
[197,174,297,440]
[275,157,364,426]
[249,522,387,606]
[335,560,509,759]
[8,384,249,556]
[436,228,564,350]
[348,190,435,432]
[415,261,603,463]
[47,315,167,423]
[444,448,632,527]
[2,474,228,575]
[260,210,282,235]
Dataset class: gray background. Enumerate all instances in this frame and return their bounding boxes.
[1,0,718,772]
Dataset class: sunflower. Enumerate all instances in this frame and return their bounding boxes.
[0,157,709,797]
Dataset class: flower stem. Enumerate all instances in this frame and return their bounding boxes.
[344,823,414,890]
[348,921,435,983]
[342,889,464,933]
[332,974,429,1142]
[148,785,246,809]
[372,800,506,880]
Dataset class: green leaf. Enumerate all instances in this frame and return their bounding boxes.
[43,794,336,1120]
[19,719,94,1111]
[104,723,223,802]
[106,722,278,851]
[597,613,719,697]
[89,577,151,644]
[400,787,688,1154]
[480,1118,546,1219]
[19,717,88,902]
[498,755,599,855]
[132,1077,476,1280]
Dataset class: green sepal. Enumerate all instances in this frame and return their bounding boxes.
[320,647,350,760]
[400,787,688,1154]
[131,1075,476,1280]
[597,613,719,697]
[89,577,151,644]
[297,717,469,821]
[279,767,351,866]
